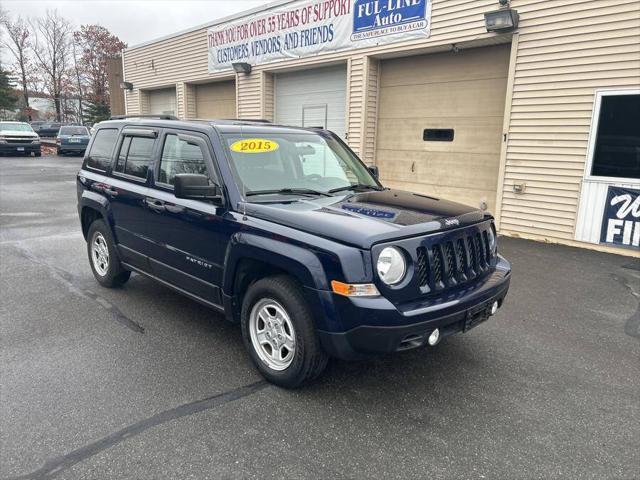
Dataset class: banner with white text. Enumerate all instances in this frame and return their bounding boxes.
[599,185,640,249]
[208,0,432,72]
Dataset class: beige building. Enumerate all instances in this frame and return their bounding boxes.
[121,0,640,256]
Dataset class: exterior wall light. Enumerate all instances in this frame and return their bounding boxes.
[119,81,133,90]
[484,9,519,32]
[232,62,252,75]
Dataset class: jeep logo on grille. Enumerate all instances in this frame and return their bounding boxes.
[444,218,460,227]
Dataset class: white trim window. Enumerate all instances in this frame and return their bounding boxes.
[584,88,640,184]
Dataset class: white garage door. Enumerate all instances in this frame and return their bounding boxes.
[275,65,347,138]
[195,81,236,119]
[376,44,510,213]
[148,87,177,116]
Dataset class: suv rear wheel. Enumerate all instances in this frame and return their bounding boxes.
[87,219,131,287]
[241,275,328,388]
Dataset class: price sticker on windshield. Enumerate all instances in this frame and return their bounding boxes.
[230,138,279,154]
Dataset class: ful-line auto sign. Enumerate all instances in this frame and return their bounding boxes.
[207,0,432,72]
[352,0,428,40]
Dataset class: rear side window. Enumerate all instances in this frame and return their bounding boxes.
[114,136,155,179]
[86,129,118,171]
[158,134,208,185]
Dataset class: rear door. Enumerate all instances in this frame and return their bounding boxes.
[107,127,158,268]
[143,129,226,306]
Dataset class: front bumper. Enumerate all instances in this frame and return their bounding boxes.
[317,255,511,359]
[0,143,40,154]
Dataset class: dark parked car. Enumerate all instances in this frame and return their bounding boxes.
[38,122,64,137]
[77,118,511,387]
[57,125,91,155]
[0,121,41,157]
[29,121,46,134]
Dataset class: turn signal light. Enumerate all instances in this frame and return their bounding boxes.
[331,280,379,297]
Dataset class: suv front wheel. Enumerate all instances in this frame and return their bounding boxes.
[87,219,131,287]
[241,275,328,388]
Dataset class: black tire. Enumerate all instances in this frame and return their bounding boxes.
[241,275,328,388]
[86,219,131,288]
[56,149,62,155]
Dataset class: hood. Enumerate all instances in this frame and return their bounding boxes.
[0,130,38,138]
[244,188,488,249]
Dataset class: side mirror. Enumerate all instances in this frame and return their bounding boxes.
[367,165,379,179]
[174,174,221,201]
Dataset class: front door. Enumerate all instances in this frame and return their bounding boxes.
[143,129,227,306]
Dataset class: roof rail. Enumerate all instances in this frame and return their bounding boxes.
[109,114,178,120]
[235,118,271,123]
[185,118,272,124]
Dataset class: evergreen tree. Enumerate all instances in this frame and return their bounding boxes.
[0,65,18,116]
[83,100,110,124]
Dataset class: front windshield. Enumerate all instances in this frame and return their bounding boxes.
[60,126,88,135]
[222,132,379,197]
[0,123,34,132]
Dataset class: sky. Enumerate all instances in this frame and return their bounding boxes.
[1,0,271,46]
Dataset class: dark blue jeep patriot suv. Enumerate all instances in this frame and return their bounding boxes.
[77,117,511,387]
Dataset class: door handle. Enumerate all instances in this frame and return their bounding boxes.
[104,186,118,197]
[145,198,165,212]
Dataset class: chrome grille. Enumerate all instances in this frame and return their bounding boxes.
[5,137,35,144]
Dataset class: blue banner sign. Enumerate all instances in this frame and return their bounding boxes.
[352,0,429,40]
[599,185,640,249]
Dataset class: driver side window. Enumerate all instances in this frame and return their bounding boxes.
[158,134,208,186]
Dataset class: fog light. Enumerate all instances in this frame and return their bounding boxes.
[428,328,440,346]
[491,301,499,315]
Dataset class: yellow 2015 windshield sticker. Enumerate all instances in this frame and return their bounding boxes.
[230,138,279,154]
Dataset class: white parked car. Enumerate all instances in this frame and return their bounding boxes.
[0,122,41,157]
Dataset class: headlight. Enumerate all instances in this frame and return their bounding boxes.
[488,225,497,254]
[32,138,40,144]
[377,246,406,285]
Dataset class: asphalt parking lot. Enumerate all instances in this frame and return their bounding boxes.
[1,154,638,479]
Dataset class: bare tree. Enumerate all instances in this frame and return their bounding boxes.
[2,15,34,119]
[31,10,72,121]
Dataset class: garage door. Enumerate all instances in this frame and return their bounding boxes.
[195,80,236,119]
[376,44,510,213]
[148,87,177,116]
[275,65,347,138]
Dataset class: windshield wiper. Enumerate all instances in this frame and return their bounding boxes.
[245,188,332,198]
[328,184,383,194]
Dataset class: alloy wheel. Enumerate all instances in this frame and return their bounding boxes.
[91,232,110,276]
[249,298,296,371]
